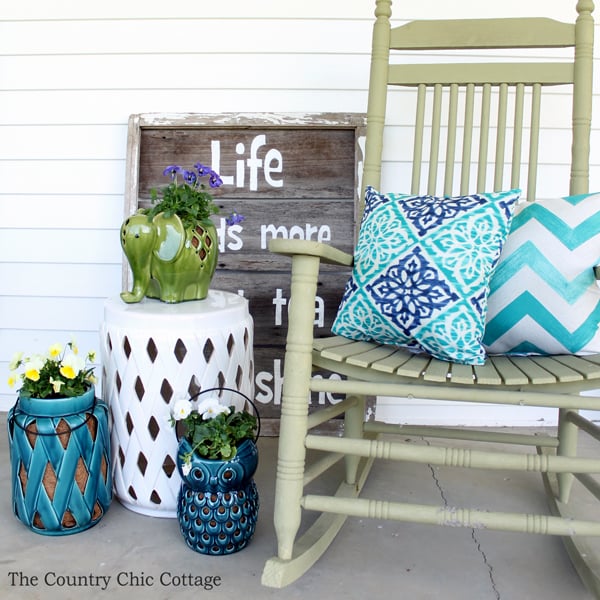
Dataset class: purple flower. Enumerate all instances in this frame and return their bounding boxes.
[225,211,245,226]
[209,173,223,188]
[150,162,232,227]
[182,170,197,185]
[194,163,211,177]
[163,165,182,179]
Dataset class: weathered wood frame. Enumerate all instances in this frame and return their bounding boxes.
[122,112,366,426]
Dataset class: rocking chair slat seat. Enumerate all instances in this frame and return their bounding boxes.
[314,335,600,387]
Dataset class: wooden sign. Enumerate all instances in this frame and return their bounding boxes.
[124,113,366,426]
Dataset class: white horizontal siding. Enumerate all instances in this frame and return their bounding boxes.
[0,0,582,20]
[0,264,122,297]
[1,230,121,263]
[0,195,123,229]
[1,54,371,90]
[0,19,371,55]
[1,0,599,423]
[0,0,375,20]
[0,125,127,160]
[0,90,370,124]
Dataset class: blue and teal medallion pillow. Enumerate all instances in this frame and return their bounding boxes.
[484,192,600,355]
[332,187,521,365]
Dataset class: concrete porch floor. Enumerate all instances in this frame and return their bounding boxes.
[0,412,595,600]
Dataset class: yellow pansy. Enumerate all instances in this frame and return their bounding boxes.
[24,357,44,382]
[60,353,85,380]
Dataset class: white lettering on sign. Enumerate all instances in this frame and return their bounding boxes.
[254,359,343,406]
[255,359,284,405]
[211,134,283,191]
[260,224,331,249]
[216,218,243,253]
[272,288,325,327]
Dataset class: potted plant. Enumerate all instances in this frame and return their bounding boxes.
[6,340,112,535]
[120,163,244,304]
[169,387,260,555]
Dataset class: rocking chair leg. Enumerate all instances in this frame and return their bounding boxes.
[270,254,320,561]
[344,394,366,485]
[557,408,579,503]
[272,405,308,561]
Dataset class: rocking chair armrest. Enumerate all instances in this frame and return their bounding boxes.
[268,238,354,267]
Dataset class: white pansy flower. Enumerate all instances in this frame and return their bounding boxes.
[172,398,193,421]
[196,397,230,420]
[9,352,23,371]
[49,377,65,394]
[181,460,192,476]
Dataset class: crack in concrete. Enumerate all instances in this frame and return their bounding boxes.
[471,528,501,600]
[424,439,501,599]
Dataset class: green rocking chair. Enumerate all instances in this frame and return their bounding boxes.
[262,0,600,594]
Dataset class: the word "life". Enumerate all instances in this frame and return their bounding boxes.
[211,134,283,191]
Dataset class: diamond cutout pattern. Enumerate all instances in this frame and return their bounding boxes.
[137,452,148,476]
[203,338,215,362]
[146,338,158,363]
[188,377,201,397]
[56,419,71,449]
[174,339,187,363]
[160,379,173,404]
[147,416,160,440]
[135,377,145,401]
[125,412,134,435]
[42,462,57,500]
[75,457,89,493]
[162,455,176,478]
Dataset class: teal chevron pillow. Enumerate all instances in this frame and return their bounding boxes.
[484,193,600,355]
[332,187,520,365]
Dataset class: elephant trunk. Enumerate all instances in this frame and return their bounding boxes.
[120,214,157,304]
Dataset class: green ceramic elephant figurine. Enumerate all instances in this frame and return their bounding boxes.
[120,211,218,304]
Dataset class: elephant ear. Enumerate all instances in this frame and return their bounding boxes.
[153,213,186,263]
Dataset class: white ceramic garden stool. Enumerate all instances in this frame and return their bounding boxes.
[100,290,254,517]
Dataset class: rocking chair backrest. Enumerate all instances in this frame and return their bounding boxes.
[361,0,594,220]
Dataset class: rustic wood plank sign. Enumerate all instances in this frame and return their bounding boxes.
[124,113,366,426]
